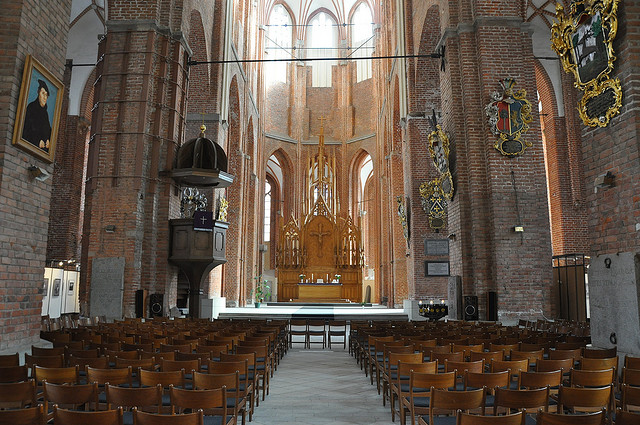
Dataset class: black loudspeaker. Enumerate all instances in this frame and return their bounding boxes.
[150,293,163,317]
[463,295,479,321]
[487,291,498,321]
[135,289,148,318]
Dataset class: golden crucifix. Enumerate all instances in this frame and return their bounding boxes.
[310,223,330,257]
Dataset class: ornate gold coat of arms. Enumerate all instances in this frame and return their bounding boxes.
[485,78,533,157]
[551,0,622,127]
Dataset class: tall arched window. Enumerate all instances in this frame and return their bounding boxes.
[265,4,292,85]
[307,12,337,87]
[351,3,374,82]
[264,181,272,242]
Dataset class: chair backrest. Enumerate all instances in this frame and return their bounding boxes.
[34,365,79,384]
[31,346,65,357]
[489,343,520,357]
[535,410,605,425]
[491,359,529,378]
[536,358,573,373]
[193,371,239,391]
[105,350,138,360]
[0,404,44,425]
[622,367,640,386]
[582,347,616,359]
[409,370,456,398]
[67,354,109,371]
[429,387,485,421]
[0,365,29,383]
[43,381,99,412]
[445,359,484,375]
[160,358,200,373]
[470,350,504,364]
[139,369,185,389]
[464,370,510,392]
[457,410,524,425]
[0,353,20,367]
[519,370,562,389]
[493,387,550,415]
[579,357,618,372]
[132,408,204,425]
[52,405,124,425]
[431,351,464,364]
[549,348,582,362]
[557,384,612,414]
[114,357,156,371]
[0,379,37,409]
[105,383,162,412]
[615,410,640,425]
[170,385,227,417]
[159,343,192,353]
[86,366,133,387]
[220,352,256,369]
[624,355,640,369]
[570,368,615,387]
[511,349,544,366]
[25,353,65,374]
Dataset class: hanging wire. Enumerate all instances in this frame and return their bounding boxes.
[345,34,375,59]
[187,53,438,66]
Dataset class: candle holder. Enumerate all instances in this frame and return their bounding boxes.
[418,301,449,322]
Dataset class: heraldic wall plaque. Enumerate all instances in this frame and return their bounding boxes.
[551,0,622,127]
[485,78,533,157]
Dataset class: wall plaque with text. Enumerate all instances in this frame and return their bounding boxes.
[425,261,450,276]
[424,239,449,256]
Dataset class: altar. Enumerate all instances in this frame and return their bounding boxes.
[275,119,364,302]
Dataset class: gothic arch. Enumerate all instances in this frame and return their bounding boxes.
[415,5,441,113]
[186,10,211,119]
[266,148,295,220]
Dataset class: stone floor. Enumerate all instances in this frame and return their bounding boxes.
[250,343,397,425]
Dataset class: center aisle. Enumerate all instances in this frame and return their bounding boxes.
[250,347,396,425]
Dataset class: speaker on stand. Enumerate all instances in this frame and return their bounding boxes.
[463,295,478,321]
[150,293,163,317]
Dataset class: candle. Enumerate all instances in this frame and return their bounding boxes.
[430,300,434,305]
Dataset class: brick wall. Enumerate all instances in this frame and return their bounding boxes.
[0,0,72,351]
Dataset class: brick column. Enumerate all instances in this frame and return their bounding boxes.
[81,19,189,318]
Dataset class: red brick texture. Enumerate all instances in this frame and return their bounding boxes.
[0,0,72,350]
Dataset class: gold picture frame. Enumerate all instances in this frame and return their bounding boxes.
[11,55,64,163]
[551,0,622,127]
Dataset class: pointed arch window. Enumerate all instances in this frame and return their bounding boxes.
[264,181,272,242]
[307,12,337,87]
[351,4,374,82]
[265,4,292,85]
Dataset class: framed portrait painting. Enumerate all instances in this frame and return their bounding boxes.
[11,55,64,163]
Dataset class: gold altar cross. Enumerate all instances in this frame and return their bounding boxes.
[310,223,331,256]
[318,115,327,132]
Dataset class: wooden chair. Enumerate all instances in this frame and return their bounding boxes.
[132,407,204,425]
[493,387,550,424]
[25,353,65,376]
[106,383,163,424]
[464,370,511,409]
[556,385,612,419]
[491,359,530,389]
[138,369,185,410]
[369,338,401,385]
[569,368,615,387]
[519,370,562,389]
[52,405,124,425]
[159,358,200,376]
[614,410,640,425]
[306,319,327,349]
[470,350,504,368]
[159,343,192,354]
[375,344,414,394]
[288,320,307,347]
[219,353,259,408]
[457,411,524,425]
[536,359,574,374]
[390,361,437,425]
[549,348,582,363]
[170,385,234,425]
[206,360,254,421]
[42,381,99,420]
[624,355,640,370]
[535,410,605,425]
[0,365,29,383]
[621,367,640,386]
[405,371,456,425]
[236,345,270,401]
[193,371,247,425]
[511,350,545,369]
[417,387,485,425]
[0,353,20,367]
[579,357,618,374]
[445,360,484,388]
[490,343,520,360]
[382,352,424,407]
[0,379,37,409]
[327,320,347,349]
[620,383,640,413]
[195,344,228,362]
[86,366,134,387]
[452,344,484,361]
[0,404,45,425]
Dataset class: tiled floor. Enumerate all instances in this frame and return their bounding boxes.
[250,345,397,425]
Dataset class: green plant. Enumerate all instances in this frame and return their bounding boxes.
[251,276,271,303]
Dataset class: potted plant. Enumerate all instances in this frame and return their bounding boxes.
[251,276,271,308]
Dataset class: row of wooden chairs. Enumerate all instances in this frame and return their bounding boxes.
[288,319,348,349]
